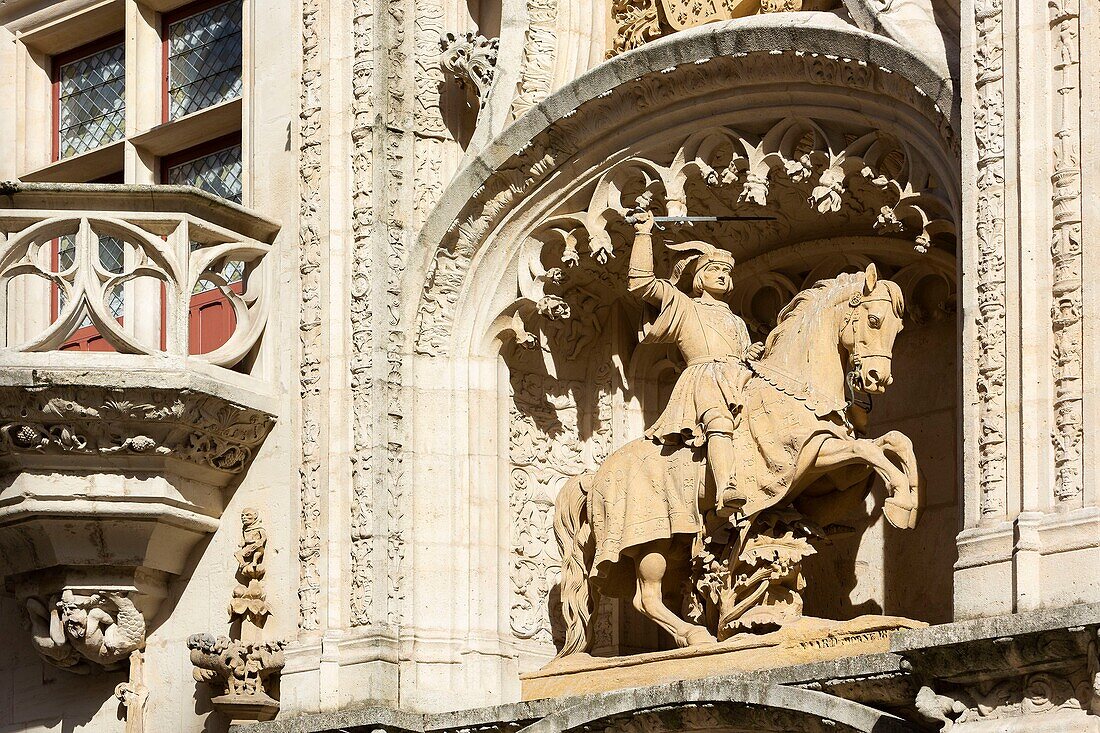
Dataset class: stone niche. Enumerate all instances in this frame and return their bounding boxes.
[491,114,959,660]
[0,363,275,672]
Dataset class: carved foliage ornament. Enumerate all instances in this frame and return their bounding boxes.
[495,117,953,352]
[0,386,274,474]
[415,51,957,356]
[440,32,500,109]
[609,0,843,56]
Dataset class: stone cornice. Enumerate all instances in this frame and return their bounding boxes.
[0,182,281,243]
[0,365,276,480]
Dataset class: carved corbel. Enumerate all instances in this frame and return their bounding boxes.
[440,32,500,109]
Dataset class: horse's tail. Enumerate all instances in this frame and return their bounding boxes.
[554,472,597,658]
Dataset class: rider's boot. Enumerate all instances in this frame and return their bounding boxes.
[707,433,746,517]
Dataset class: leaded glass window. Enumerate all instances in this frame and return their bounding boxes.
[57,43,125,158]
[167,1,243,120]
[166,144,243,203]
[57,234,125,320]
[191,242,245,294]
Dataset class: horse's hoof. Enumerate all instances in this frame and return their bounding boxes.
[676,626,717,648]
[883,498,919,530]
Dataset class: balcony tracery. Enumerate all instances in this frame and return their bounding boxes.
[0,181,279,680]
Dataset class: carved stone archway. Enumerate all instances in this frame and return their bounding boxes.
[519,680,916,733]
[402,14,959,688]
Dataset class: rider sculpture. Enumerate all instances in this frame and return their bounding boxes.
[552,200,922,657]
[629,206,762,518]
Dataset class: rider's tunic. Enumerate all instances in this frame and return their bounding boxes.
[637,277,754,447]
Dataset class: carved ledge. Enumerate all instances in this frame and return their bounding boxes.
[0,364,276,673]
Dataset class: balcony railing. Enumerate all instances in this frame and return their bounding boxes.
[0,182,278,369]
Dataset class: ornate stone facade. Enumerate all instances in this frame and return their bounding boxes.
[0,0,1098,731]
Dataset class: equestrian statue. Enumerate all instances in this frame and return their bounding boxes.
[554,203,922,655]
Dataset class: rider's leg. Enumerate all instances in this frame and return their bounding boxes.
[702,408,742,516]
[629,539,715,647]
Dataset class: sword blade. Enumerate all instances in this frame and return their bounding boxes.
[652,215,777,222]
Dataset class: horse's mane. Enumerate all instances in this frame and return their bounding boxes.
[763,271,904,355]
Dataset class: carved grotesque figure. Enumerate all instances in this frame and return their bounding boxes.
[25,590,146,672]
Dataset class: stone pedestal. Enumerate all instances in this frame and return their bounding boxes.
[521,615,925,700]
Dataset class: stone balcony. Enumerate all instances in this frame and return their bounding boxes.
[0,182,279,670]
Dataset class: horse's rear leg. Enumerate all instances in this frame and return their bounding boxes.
[629,539,716,648]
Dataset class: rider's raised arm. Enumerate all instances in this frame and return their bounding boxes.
[628,209,668,306]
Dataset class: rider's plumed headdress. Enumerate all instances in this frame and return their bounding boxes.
[666,240,736,293]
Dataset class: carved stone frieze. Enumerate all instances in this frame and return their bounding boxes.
[0,384,273,475]
[609,0,843,57]
[902,622,1100,730]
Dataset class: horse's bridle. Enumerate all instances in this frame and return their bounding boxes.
[841,293,897,415]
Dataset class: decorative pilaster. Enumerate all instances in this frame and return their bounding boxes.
[1049,0,1083,506]
[972,0,1008,519]
[297,0,324,632]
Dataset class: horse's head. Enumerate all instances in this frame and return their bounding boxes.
[841,263,905,394]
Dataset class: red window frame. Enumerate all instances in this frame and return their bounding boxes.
[161,0,243,124]
[51,33,126,162]
[51,172,125,352]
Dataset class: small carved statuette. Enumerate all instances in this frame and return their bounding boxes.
[230,507,271,627]
[189,508,285,723]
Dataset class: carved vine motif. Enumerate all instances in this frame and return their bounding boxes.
[298,0,323,631]
[1049,0,1082,504]
[415,51,958,356]
[509,360,614,643]
[0,387,273,473]
[347,0,413,631]
[973,0,1007,518]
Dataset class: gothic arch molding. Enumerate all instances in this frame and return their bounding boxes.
[401,13,961,673]
[518,681,916,733]
[407,15,958,357]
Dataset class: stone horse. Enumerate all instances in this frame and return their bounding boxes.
[554,264,921,655]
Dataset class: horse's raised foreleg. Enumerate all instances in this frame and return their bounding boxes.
[627,538,716,648]
[811,437,919,529]
[872,430,923,528]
